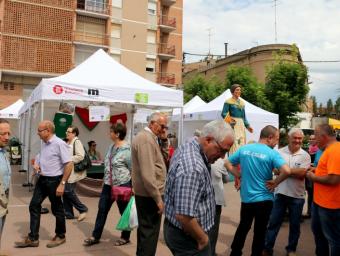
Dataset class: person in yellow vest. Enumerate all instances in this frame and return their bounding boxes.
[221,84,253,154]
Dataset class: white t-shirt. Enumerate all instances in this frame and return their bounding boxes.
[276,146,311,199]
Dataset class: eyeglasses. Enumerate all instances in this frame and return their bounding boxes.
[37,128,48,133]
[214,139,229,155]
[160,124,168,130]
[66,131,73,134]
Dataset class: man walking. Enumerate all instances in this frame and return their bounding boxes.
[164,120,234,256]
[263,128,311,256]
[15,120,73,248]
[131,112,168,256]
[0,119,11,246]
[224,125,291,256]
[306,124,340,256]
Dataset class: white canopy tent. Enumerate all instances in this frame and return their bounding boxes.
[182,90,279,142]
[18,49,183,177]
[172,95,206,118]
[0,99,24,137]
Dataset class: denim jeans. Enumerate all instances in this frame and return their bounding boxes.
[264,194,304,254]
[230,200,273,256]
[311,203,340,256]
[164,218,211,256]
[29,175,65,240]
[210,205,222,256]
[92,184,131,241]
[0,215,6,245]
[63,182,88,218]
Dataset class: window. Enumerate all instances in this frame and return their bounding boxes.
[112,0,122,8]
[111,24,121,38]
[147,30,156,44]
[3,82,14,90]
[146,59,156,72]
[148,1,157,15]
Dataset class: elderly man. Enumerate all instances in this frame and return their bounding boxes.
[15,120,73,248]
[164,120,234,256]
[131,112,168,256]
[306,124,340,256]
[263,128,311,256]
[224,125,291,256]
[0,119,11,246]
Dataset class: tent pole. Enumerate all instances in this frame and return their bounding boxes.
[18,113,27,172]
[23,106,33,190]
[178,107,183,146]
[130,106,136,144]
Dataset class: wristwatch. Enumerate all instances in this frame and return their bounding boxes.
[61,181,66,185]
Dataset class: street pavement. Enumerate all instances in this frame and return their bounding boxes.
[1,166,315,255]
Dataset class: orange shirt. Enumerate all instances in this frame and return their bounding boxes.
[314,142,340,209]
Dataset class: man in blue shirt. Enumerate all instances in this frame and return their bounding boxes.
[0,118,11,245]
[224,125,291,256]
[164,120,235,256]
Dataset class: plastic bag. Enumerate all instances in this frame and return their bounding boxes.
[116,196,138,231]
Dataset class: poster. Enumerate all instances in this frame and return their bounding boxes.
[89,106,110,122]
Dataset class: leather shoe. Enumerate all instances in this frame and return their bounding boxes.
[41,207,49,214]
[46,236,66,248]
[14,237,39,248]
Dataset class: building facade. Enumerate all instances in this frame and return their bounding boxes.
[183,44,302,85]
[0,0,182,109]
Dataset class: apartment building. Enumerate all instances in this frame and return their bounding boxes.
[0,0,183,109]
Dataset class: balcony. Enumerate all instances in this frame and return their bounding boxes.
[157,72,175,86]
[74,31,109,47]
[77,0,110,18]
[158,43,175,60]
[159,16,176,33]
[161,0,176,7]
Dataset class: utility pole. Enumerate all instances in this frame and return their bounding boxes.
[207,27,213,55]
[274,0,278,43]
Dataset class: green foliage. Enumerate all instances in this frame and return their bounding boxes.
[183,75,224,103]
[319,103,324,115]
[310,96,317,115]
[224,65,271,110]
[326,99,334,115]
[336,96,340,114]
[265,60,309,129]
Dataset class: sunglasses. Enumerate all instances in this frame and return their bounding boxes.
[214,139,229,155]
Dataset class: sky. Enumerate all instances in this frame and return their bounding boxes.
[183,0,340,105]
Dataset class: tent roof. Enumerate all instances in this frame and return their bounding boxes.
[20,49,183,115]
[184,89,277,121]
[173,95,206,116]
[0,99,24,119]
[329,118,340,129]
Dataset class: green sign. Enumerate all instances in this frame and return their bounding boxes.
[135,93,149,104]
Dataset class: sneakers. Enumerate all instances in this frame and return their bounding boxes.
[14,237,39,248]
[78,212,87,222]
[46,236,66,248]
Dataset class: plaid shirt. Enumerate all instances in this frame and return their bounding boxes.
[164,138,215,232]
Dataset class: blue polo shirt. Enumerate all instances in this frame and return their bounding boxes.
[229,143,286,203]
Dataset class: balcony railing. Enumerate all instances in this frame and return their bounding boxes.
[77,0,110,15]
[157,72,175,85]
[159,16,176,32]
[161,0,176,7]
[158,43,175,60]
[74,31,109,46]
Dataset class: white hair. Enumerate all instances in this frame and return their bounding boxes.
[148,112,163,124]
[288,128,304,137]
[201,120,234,142]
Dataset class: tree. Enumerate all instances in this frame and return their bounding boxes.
[318,103,323,115]
[224,65,271,110]
[326,99,334,116]
[265,60,309,129]
[183,75,224,103]
[310,96,317,116]
[335,96,340,118]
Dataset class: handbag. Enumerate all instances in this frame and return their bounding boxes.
[73,139,92,173]
[109,146,132,202]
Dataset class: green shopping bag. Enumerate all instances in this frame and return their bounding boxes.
[116,196,137,231]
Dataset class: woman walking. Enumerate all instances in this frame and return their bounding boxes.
[84,122,132,246]
[63,125,88,221]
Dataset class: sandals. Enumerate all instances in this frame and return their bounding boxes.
[83,237,100,246]
[114,238,130,246]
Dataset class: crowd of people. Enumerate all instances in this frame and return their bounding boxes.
[0,84,339,255]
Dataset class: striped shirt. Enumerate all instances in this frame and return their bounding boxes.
[164,138,215,232]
